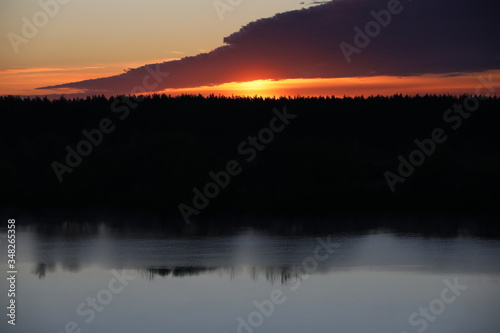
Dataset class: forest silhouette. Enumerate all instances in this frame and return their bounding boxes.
[1,94,499,225]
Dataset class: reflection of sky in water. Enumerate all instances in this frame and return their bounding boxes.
[0,226,499,333]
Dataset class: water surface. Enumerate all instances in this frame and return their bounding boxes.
[1,222,499,333]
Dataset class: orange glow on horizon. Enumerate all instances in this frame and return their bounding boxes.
[1,68,499,98]
[157,71,500,98]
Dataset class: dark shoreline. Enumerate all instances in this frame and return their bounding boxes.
[3,210,500,239]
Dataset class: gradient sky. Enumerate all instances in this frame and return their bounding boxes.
[1,0,499,97]
[1,0,309,67]
[1,0,311,95]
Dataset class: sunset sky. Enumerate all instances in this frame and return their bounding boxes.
[1,0,499,97]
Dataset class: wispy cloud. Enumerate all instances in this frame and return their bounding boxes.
[0,67,107,75]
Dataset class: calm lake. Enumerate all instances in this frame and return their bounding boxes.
[1,219,500,333]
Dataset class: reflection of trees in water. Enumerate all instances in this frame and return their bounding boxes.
[21,215,500,240]
[27,221,112,239]
[139,265,303,285]
[140,267,220,279]
[31,261,305,284]
[32,263,56,279]
[32,262,79,279]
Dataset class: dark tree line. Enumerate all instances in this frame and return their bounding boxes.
[1,94,499,225]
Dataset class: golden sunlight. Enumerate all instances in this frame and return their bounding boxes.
[157,71,500,98]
